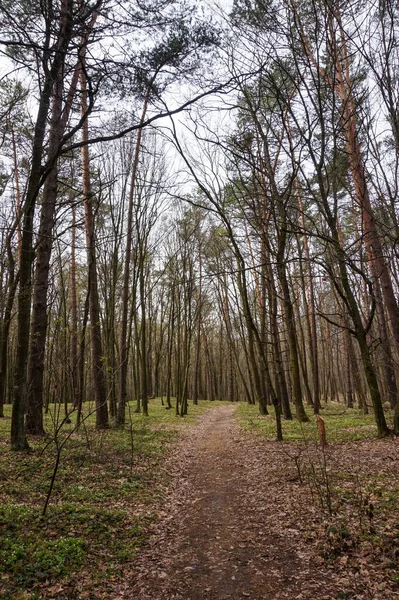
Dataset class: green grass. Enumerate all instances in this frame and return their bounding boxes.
[0,397,223,599]
[236,401,387,442]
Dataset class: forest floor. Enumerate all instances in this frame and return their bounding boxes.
[2,402,399,599]
[118,404,399,600]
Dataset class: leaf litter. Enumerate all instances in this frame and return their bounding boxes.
[119,405,399,599]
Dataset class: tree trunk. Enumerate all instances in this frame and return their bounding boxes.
[276,256,309,423]
[11,0,74,450]
[267,268,292,420]
[331,10,399,361]
[139,265,149,417]
[0,234,19,418]
[81,69,109,430]
[77,290,90,428]
[70,204,79,409]
[296,184,320,412]
[26,75,64,436]
[117,89,151,425]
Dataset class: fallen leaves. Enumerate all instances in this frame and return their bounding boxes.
[4,404,399,599]
[123,406,399,599]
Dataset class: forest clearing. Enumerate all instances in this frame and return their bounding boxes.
[1,400,399,599]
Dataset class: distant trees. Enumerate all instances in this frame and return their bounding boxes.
[224,0,398,436]
[1,0,398,446]
[0,0,221,447]
[160,0,399,437]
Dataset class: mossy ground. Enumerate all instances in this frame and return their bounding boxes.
[0,398,225,599]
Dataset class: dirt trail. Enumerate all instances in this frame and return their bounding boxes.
[125,405,341,600]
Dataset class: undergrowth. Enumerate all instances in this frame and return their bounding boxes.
[0,398,222,599]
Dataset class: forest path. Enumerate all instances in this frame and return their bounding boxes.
[125,405,339,600]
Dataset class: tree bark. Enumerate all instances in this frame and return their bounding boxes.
[81,69,109,429]
[117,89,151,425]
[26,75,63,436]
[11,0,74,449]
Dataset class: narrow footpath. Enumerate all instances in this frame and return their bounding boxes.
[124,405,345,600]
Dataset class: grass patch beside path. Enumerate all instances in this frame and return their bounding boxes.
[236,402,386,442]
[0,398,222,599]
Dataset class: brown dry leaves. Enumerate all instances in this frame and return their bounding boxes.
[54,405,398,600]
[112,406,398,599]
